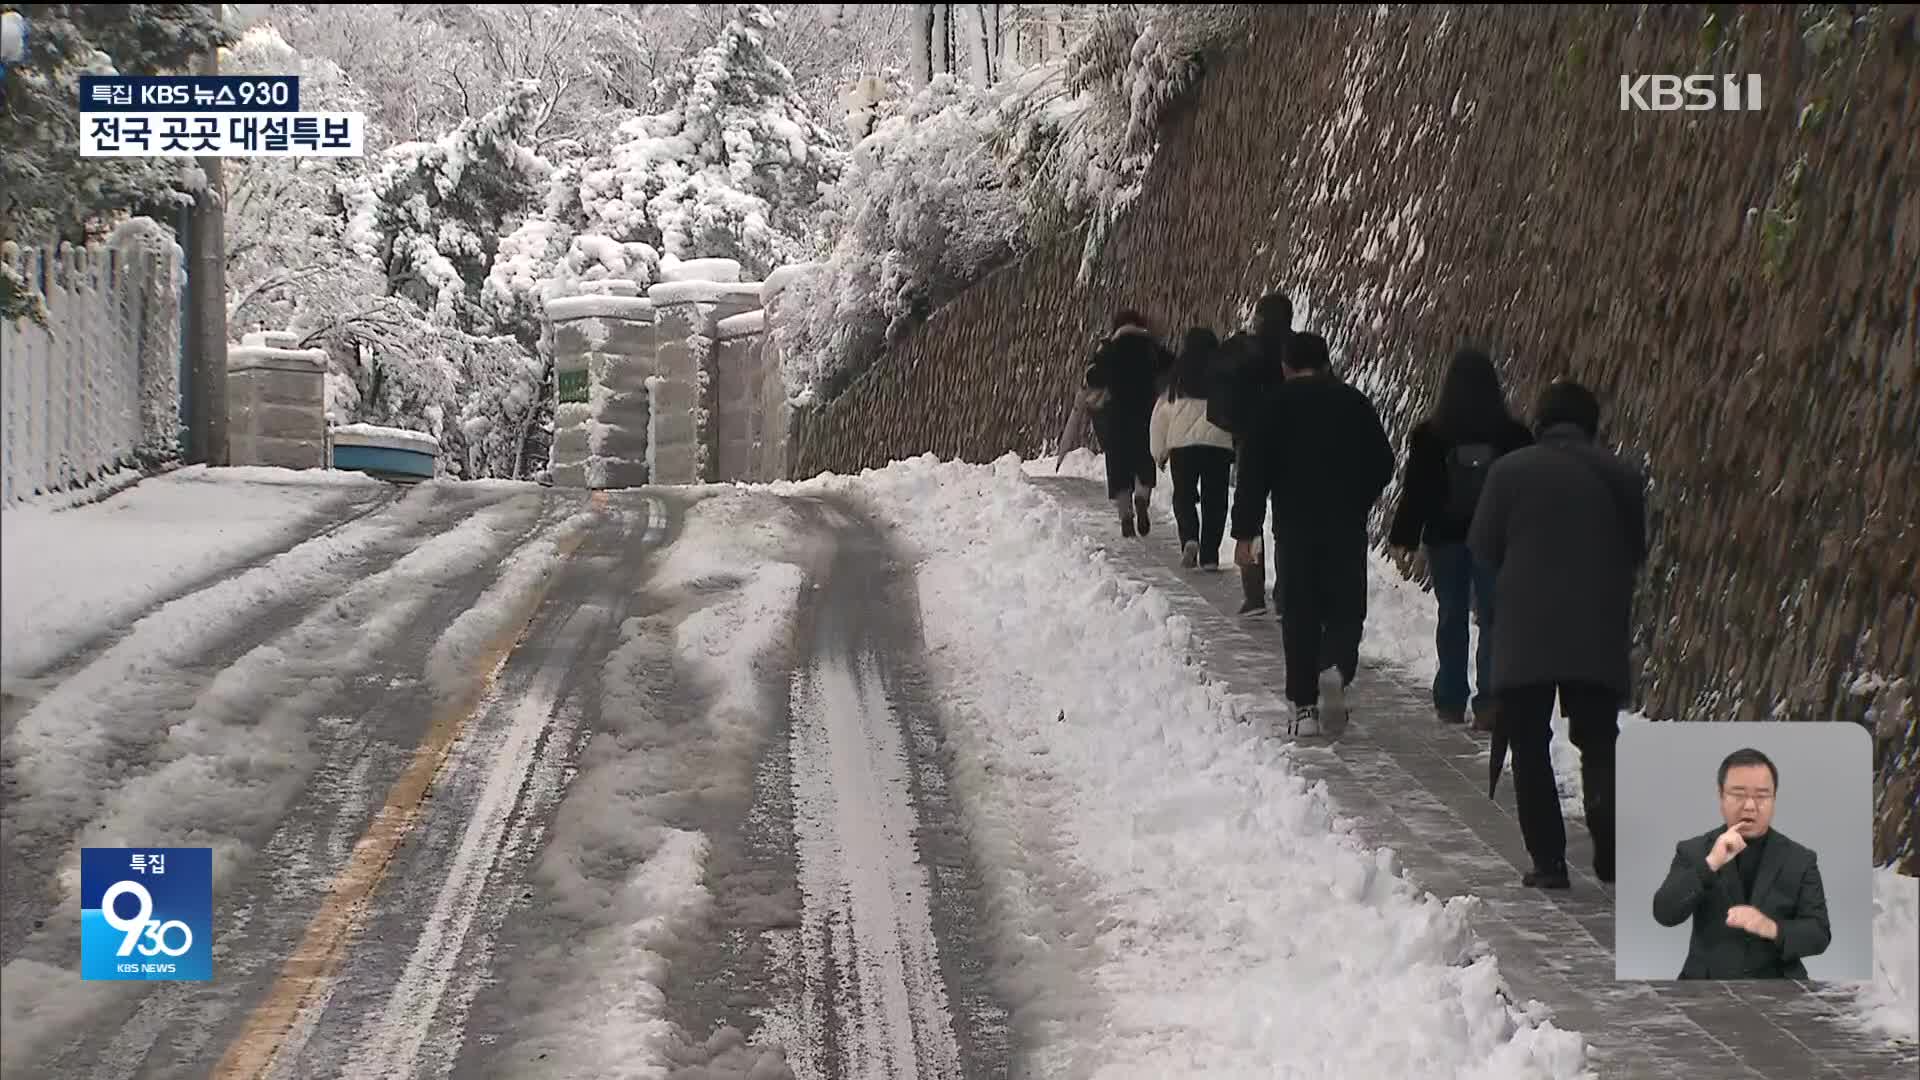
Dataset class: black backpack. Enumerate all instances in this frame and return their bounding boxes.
[1444,441,1498,524]
[1206,333,1256,434]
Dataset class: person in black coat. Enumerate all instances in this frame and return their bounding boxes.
[1084,309,1175,538]
[1386,348,1534,729]
[1231,332,1396,735]
[1652,748,1832,978]
[1469,379,1648,888]
[1208,293,1293,616]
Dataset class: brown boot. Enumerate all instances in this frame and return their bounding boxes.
[1469,701,1498,733]
[1436,706,1467,725]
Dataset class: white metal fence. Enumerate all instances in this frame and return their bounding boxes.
[2,233,182,505]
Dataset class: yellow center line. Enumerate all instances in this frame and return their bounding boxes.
[213,498,594,1080]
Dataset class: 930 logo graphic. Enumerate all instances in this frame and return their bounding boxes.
[81,848,212,981]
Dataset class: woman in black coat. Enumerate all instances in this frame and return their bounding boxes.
[1387,348,1534,728]
[1084,309,1175,537]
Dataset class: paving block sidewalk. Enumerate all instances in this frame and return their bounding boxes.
[1031,475,1917,1080]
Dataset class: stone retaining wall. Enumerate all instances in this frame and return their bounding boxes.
[789,5,1920,870]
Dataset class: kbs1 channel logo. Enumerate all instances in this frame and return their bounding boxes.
[77,74,365,159]
[81,848,213,981]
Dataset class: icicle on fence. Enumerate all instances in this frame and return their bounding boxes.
[1,233,182,505]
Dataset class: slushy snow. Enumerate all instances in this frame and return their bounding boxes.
[498,492,807,1078]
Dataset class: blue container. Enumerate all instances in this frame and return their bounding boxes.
[329,426,438,482]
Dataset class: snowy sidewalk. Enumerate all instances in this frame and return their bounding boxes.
[1027,473,1918,1080]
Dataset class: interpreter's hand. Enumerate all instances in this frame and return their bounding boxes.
[1726,905,1779,941]
[1234,539,1257,568]
[1706,826,1748,872]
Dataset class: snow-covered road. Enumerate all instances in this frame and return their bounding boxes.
[1,477,1009,1080]
[2,463,1912,1080]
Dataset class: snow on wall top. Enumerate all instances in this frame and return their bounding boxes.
[658,256,742,284]
[241,330,301,349]
[716,310,766,340]
[228,345,326,373]
[647,280,735,306]
[329,423,441,452]
[546,295,656,322]
[762,262,823,305]
[644,281,763,311]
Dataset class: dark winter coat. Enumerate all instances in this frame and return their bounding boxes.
[1207,329,1287,437]
[1651,826,1831,979]
[1466,422,1648,697]
[1387,417,1536,549]
[1229,372,1396,540]
[1084,325,1174,454]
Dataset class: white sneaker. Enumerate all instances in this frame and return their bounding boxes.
[1288,704,1321,737]
[1318,668,1347,728]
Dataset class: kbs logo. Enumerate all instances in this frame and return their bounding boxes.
[1620,74,1763,111]
[80,848,212,981]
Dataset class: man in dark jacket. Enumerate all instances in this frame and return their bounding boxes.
[1468,379,1647,888]
[1209,293,1293,616]
[1651,748,1832,978]
[1231,332,1396,736]
[1085,309,1175,537]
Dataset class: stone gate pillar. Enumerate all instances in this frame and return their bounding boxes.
[713,310,765,483]
[646,281,763,484]
[546,287,654,489]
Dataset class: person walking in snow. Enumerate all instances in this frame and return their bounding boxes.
[1084,309,1175,538]
[1208,293,1294,615]
[1386,348,1535,730]
[1469,379,1647,889]
[1230,331,1396,736]
[1151,327,1237,570]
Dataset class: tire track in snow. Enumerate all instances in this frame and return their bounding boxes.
[326,494,671,1078]
[7,489,565,1080]
[780,497,1008,1080]
[338,603,600,1079]
[255,492,673,1080]
[0,483,517,972]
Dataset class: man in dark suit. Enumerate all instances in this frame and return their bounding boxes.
[1651,747,1833,979]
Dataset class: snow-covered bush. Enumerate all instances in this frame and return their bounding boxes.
[298,296,543,480]
[773,3,1246,404]
[1046,3,1249,277]
[774,74,1023,403]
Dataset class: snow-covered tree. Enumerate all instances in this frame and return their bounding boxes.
[0,3,231,319]
[571,4,846,278]
[264,4,910,158]
[344,80,549,328]
[222,23,380,333]
[311,82,553,480]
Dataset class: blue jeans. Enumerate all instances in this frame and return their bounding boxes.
[1427,542,1496,711]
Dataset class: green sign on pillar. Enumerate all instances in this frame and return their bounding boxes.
[557,368,590,404]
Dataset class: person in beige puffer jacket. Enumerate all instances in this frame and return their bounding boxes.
[1150,327,1237,569]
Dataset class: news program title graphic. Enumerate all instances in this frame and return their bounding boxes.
[80,847,212,981]
[77,75,364,158]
